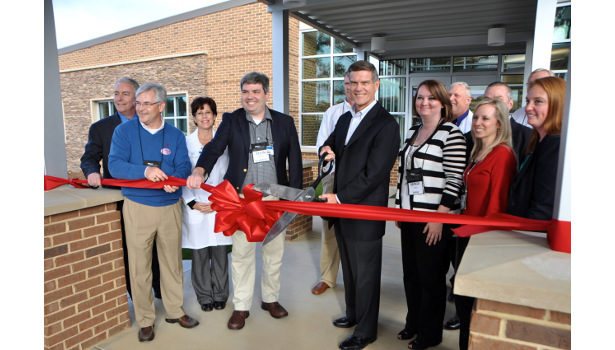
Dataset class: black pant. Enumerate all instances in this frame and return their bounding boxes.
[400,222,450,344]
[452,236,471,350]
[118,200,161,298]
[335,224,382,340]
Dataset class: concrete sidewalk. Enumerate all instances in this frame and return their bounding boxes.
[93,216,459,350]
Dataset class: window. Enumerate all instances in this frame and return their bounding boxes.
[453,55,498,71]
[163,95,188,134]
[409,57,450,73]
[551,2,570,74]
[96,100,115,120]
[553,4,571,42]
[300,28,356,146]
[379,60,407,144]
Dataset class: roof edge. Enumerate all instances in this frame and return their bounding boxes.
[58,0,257,55]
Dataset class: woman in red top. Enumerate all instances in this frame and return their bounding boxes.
[454,98,517,350]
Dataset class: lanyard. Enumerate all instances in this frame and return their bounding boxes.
[138,122,165,165]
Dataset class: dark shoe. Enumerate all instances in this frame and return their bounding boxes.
[333,317,357,328]
[165,314,199,328]
[443,315,460,330]
[397,329,417,340]
[228,310,250,330]
[408,338,441,349]
[311,281,330,295]
[338,335,376,350]
[261,301,288,318]
[201,303,214,312]
[138,326,155,342]
[214,301,226,310]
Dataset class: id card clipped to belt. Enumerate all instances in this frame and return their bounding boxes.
[406,168,424,195]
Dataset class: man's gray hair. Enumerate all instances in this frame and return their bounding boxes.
[115,77,139,91]
[136,82,167,103]
[486,81,513,101]
[241,72,270,94]
[451,81,472,98]
[531,68,555,77]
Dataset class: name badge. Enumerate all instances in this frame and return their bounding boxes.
[406,168,424,195]
[408,181,424,195]
[253,149,269,163]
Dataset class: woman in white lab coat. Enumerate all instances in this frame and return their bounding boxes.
[182,97,231,312]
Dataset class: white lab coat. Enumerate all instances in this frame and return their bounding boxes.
[181,129,231,249]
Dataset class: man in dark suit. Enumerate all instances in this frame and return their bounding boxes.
[186,72,302,330]
[319,61,400,350]
[80,77,161,300]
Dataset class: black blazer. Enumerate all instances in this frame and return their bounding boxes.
[464,117,531,163]
[322,102,400,240]
[80,113,122,179]
[506,134,560,220]
[195,107,303,192]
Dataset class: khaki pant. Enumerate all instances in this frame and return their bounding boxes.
[123,198,185,327]
[231,229,285,311]
[320,173,340,287]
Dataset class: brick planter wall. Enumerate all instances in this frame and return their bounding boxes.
[469,299,571,350]
[285,163,314,240]
[44,203,129,350]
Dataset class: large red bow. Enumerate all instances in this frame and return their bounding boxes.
[207,182,282,242]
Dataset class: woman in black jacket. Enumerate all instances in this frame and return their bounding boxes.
[507,76,566,220]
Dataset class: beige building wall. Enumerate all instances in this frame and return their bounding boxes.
[59,2,300,178]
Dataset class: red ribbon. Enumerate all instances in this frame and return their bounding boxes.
[44,176,570,253]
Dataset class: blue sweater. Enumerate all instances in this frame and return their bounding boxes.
[108,118,191,206]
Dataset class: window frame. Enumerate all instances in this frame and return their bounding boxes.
[299,28,357,148]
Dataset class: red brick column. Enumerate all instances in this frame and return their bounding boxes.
[44,202,129,350]
[469,299,571,350]
[286,163,314,240]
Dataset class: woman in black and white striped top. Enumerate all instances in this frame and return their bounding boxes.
[395,80,466,350]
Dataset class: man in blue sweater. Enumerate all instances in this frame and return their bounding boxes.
[80,77,162,301]
[108,82,198,342]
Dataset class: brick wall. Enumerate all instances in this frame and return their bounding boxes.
[469,299,571,350]
[285,163,314,239]
[58,2,301,179]
[60,54,207,178]
[44,203,129,350]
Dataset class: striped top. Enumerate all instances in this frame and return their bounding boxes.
[395,122,467,212]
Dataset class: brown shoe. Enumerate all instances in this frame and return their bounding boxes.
[165,314,199,328]
[311,281,330,295]
[228,310,250,330]
[261,301,289,318]
[138,326,155,342]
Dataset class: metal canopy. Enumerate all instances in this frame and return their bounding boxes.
[264,0,537,59]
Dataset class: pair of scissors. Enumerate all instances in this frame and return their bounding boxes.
[253,153,333,245]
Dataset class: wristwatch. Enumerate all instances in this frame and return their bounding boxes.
[187,200,196,209]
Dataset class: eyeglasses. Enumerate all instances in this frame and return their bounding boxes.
[135,101,160,107]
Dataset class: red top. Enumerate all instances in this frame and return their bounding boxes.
[463,144,517,217]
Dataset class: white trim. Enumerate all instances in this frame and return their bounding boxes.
[60,51,207,73]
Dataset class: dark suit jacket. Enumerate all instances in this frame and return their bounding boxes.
[464,116,531,164]
[80,113,122,179]
[322,101,400,241]
[506,134,560,220]
[195,107,302,192]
